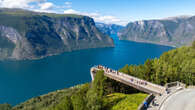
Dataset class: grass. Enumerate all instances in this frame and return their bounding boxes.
[0,104,12,110]
[103,93,148,110]
[0,8,86,38]
[12,84,85,110]
[0,8,83,18]
[9,84,147,110]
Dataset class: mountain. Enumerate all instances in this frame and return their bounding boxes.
[0,8,114,60]
[118,15,195,47]
[96,22,124,35]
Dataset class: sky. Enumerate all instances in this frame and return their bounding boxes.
[0,0,195,26]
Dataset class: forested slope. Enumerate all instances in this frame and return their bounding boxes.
[119,41,195,85]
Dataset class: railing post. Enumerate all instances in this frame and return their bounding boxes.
[90,68,95,81]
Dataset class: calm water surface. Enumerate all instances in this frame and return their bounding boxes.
[0,34,173,105]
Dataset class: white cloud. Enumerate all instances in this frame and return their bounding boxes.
[0,0,43,9]
[65,2,72,5]
[64,2,72,8]
[94,15,127,26]
[33,9,55,13]
[95,16,120,22]
[0,0,57,13]
[39,2,54,10]
[64,9,80,14]
[63,9,128,25]
[0,0,128,25]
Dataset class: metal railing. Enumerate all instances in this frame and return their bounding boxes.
[91,65,165,95]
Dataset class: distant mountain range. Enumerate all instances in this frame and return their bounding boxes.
[1,8,194,61]
[118,16,195,47]
[96,22,124,35]
[0,8,114,60]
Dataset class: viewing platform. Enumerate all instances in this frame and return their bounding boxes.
[90,65,166,95]
[90,65,194,110]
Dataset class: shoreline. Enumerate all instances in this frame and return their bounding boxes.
[119,39,177,48]
[1,45,115,62]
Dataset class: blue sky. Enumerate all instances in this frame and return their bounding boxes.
[0,0,195,25]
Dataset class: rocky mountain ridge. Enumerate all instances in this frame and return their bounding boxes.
[0,8,114,60]
[96,22,124,35]
[118,15,195,47]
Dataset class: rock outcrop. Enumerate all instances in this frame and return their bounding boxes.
[0,8,114,60]
[118,16,195,47]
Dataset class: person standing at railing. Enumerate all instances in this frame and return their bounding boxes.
[116,71,119,75]
[144,101,148,108]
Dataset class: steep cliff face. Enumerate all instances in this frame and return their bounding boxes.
[118,16,195,47]
[96,22,124,35]
[0,8,114,60]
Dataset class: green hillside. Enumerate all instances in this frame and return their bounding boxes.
[103,93,147,110]
[0,8,83,18]
[119,41,195,86]
[0,8,83,33]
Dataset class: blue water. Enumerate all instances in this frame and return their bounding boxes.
[0,34,173,105]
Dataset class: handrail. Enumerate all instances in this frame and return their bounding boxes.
[91,66,165,94]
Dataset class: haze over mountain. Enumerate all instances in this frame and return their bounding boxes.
[0,8,114,60]
[118,15,195,47]
[96,22,124,35]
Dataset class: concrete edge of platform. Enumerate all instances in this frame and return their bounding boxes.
[138,93,155,110]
